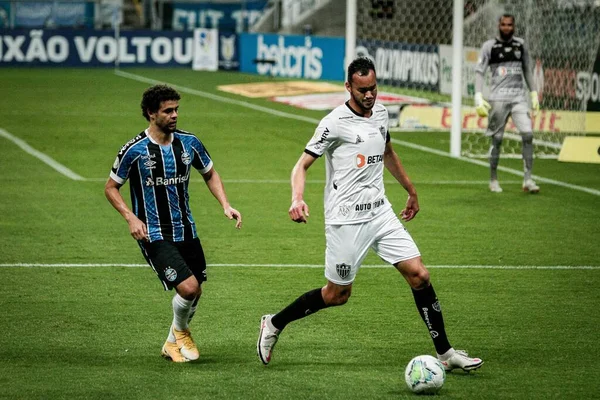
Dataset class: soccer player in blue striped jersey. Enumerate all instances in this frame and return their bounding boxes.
[105,84,242,362]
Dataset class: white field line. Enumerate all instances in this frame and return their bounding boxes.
[0,128,85,181]
[114,70,600,197]
[0,263,598,270]
[393,140,600,196]
[83,177,522,185]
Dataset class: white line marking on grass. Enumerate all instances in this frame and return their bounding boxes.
[0,263,598,270]
[83,177,521,185]
[114,70,319,124]
[0,128,85,181]
[392,139,600,197]
[114,71,600,197]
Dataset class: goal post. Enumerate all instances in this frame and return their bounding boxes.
[451,0,464,158]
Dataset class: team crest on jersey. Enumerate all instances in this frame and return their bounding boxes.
[145,177,155,186]
[181,151,191,165]
[433,301,441,312]
[336,263,351,279]
[112,156,119,170]
[379,126,386,137]
[355,135,364,144]
[164,267,177,282]
[514,49,521,59]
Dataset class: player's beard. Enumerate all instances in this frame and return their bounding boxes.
[353,93,375,114]
[160,120,177,134]
[499,28,513,41]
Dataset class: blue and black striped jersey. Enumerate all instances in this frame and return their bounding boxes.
[110,129,213,242]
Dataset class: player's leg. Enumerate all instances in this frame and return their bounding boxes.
[512,103,540,193]
[396,257,482,371]
[139,240,199,362]
[372,209,483,372]
[486,101,511,192]
[165,238,208,361]
[257,222,371,365]
[179,238,207,327]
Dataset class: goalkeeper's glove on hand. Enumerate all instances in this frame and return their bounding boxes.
[475,92,491,117]
[530,91,540,116]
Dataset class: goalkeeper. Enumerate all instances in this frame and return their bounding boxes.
[475,14,540,193]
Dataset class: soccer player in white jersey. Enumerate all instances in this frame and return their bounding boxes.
[257,57,483,372]
[475,14,540,193]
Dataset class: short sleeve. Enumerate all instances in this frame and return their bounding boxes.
[190,136,213,174]
[110,146,138,185]
[304,117,338,157]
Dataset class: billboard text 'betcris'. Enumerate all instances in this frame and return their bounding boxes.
[240,33,344,81]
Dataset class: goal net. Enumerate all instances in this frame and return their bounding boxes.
[355,0,600,158]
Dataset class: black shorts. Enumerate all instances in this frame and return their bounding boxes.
[139,238,207,290]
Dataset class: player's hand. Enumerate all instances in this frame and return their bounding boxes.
[400,194,419,222]
[475,92,491,117]
[128,215,149,241]
[289,199,309,223]
[224,206,242,229]
[530,91,540,116]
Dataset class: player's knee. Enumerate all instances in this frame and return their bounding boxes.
[492,134,503,147]
[522,131,533,144]
[403,266,430,289]
[410,269,430,289]
[176,276,200,300]
[323,286,351,306]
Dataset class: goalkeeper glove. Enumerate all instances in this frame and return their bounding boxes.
[475,92,491,117]
[530,91,540,116]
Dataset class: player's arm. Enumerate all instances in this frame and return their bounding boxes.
[104,178,149,241]
[383,141,419,222]
[201,167,242,229]
[475,42,492,117]
[289,152,317,223]
[522,40,539,115]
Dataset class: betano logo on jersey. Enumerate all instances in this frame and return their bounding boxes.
[145,174,189,186]
[497,66,522,76]
[356,153,383,168]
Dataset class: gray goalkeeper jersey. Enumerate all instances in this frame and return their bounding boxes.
[475,36,535,102]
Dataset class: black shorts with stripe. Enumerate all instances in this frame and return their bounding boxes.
[139,238,207,290]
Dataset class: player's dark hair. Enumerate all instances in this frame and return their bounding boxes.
[141,84,181,121]
[347,57,376,84]
[499,13,515,23]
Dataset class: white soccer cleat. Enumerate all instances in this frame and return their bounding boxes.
[489,180,503,193]
[522,179,540,194]
[257,314,280,365]
[438,349,483,372]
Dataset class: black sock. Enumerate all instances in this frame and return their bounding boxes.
[271,288,327,330]
[411,284,452,355]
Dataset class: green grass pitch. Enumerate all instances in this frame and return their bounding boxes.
[0,68,598,399]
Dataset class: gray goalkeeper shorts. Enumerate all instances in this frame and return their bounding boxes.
[486,100,532,137]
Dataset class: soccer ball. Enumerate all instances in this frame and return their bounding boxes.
[404,355,446,394]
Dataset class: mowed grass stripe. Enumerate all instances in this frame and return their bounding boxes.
[0,263,597,269]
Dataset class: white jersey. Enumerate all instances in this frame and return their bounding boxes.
[305,102,392,225]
